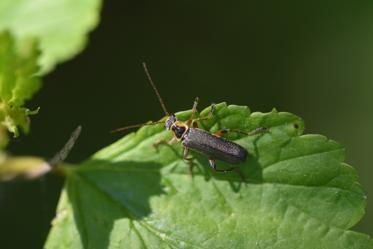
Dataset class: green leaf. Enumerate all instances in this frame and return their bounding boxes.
[0,31,41,142]
[45,103,372,249]
[0,0,102,74]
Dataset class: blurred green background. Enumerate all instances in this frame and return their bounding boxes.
[1,1,372,248]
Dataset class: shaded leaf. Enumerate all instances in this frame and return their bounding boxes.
[46,103,372,249]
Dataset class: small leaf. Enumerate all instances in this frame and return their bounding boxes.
[0,31,41,142]
[45,103,372,249]
[0,0,102,74]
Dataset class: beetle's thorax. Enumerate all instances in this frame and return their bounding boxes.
[170,121,189,140]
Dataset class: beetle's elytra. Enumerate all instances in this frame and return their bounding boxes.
[182,128,248,165]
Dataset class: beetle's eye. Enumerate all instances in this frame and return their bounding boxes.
[172,126,186,138]
[165,114,176,129]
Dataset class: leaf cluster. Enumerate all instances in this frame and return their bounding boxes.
[0,31,40,144]
[0,0,101,147]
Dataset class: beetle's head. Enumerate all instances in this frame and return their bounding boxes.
[171,123,187,139]
[165,114,177,130]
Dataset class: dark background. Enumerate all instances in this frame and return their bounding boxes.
[1,1,373,248]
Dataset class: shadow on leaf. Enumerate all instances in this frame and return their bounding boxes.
[66,160,163,249]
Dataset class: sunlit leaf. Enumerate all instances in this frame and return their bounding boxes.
[0,31,41,143]
[46,103,372,249]
[0,0,102,73]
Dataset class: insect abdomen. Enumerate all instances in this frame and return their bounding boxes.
[182,128,247,164]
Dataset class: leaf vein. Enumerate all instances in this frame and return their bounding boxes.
[263,147,343,171]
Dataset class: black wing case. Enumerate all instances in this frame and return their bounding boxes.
[182,128,248,164]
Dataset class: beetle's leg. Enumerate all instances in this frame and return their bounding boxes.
[213,128,229,137]
[192,103,216,128]
[208,157,246,181]
[191,97,199,119]
[153,137,177,151]
[186,97,199,127]
[183,147,195,176]
[208,103,216,119]
[214,127,268,137]
[200,102,216,119]
[194,103,216,123]
[239,127,268,136]
[208,158,235,173]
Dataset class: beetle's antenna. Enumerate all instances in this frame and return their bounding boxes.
[142,62,170,116]
[110,120,165,133]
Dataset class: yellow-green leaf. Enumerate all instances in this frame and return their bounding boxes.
[0,153,49,181]
[0,31,41,143]
[0,0,102,74]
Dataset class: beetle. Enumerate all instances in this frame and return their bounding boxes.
[113,63,266,174]
[161,98,266,174]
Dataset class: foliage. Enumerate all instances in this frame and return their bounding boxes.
[0,0,102,147]
[0,0,102,74]
[0,31,41,146]
[45,103,373,249]
[0,0,101,219]
[0,1,371,248]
